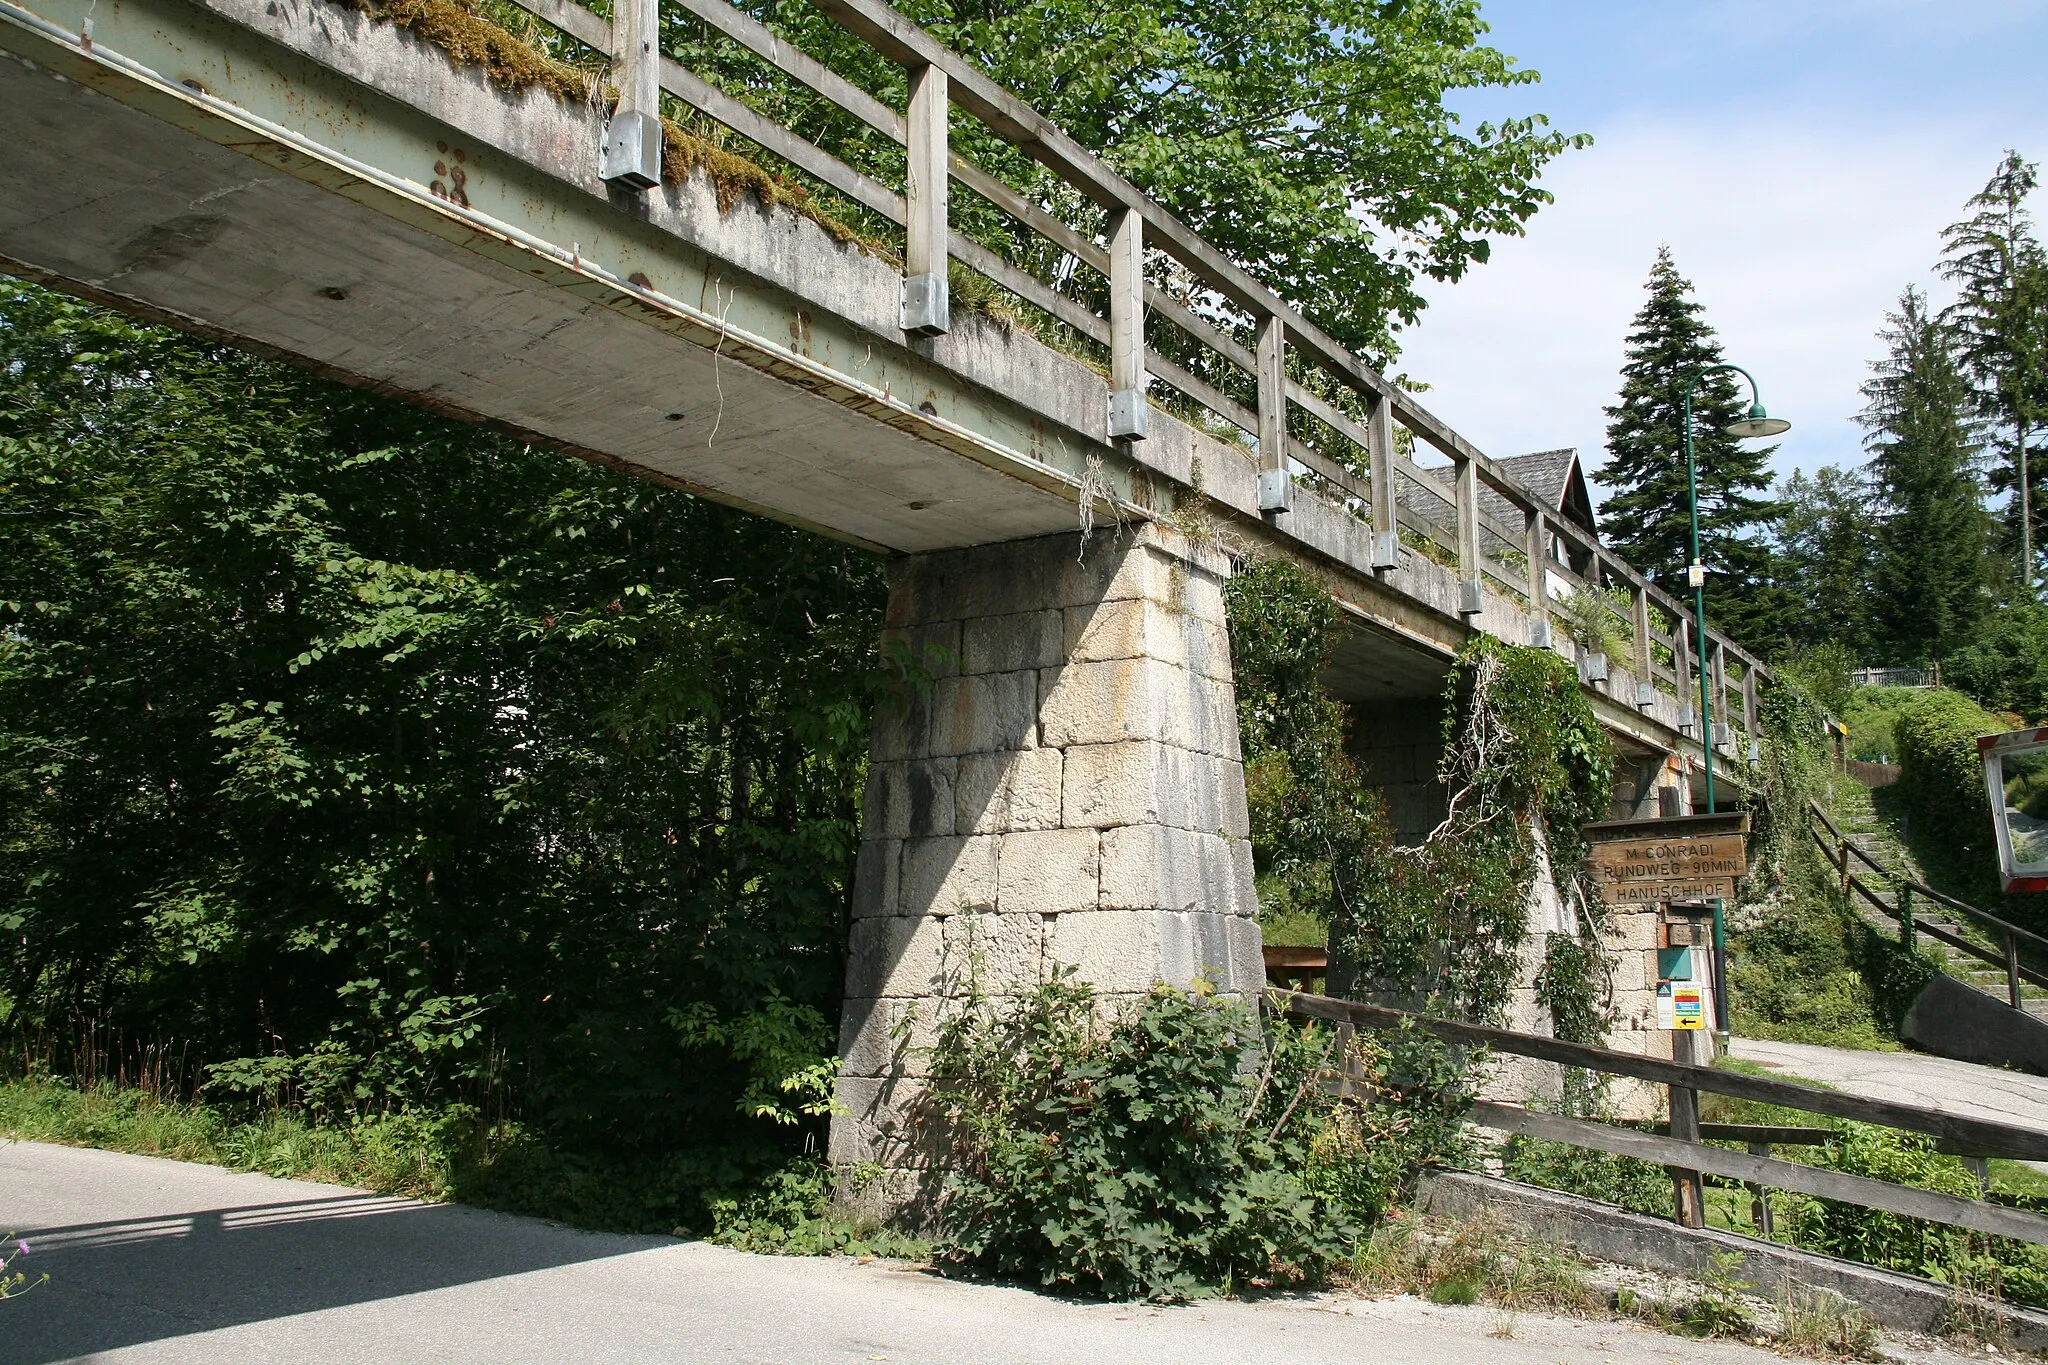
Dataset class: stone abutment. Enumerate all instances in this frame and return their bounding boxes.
[830,525,1262,1220]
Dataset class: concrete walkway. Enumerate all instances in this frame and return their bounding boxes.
[1729,1036,2048,1136]
[1,1140,1836,1365]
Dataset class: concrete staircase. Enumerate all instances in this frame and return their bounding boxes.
[1831,786,2048,1020]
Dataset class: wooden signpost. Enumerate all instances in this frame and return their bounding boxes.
[1583,811,1751,1228]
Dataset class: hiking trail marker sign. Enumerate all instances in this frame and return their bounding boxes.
[1584,812,1749,908]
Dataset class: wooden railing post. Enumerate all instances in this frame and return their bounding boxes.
[1368,396,1398,569]
[900,62,950,335]
[598,0,662,188]
[1632,582,1654,708]
[1675,615,1696,733]
[1742,656,1759,739]
[1526,508,1551,646]
[1711,640,1729,749]
[2007,931,2024,1009]
[1455,455,1481,616]
[1255,313,1289,514]
[1106,208,1147,439]
[1668,1074,1705,1228]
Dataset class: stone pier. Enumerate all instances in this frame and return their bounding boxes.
[830,525,1262,1219]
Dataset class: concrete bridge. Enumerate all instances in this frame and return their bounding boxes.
[0,0,1772,1209]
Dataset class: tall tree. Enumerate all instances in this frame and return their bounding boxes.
[678,0,1591,365]
[1597,248,1790,654]
[1772,466,1873,653]
[1858,286,1991,663]
[1940,151,2048,596]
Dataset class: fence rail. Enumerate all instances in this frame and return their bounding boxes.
[504,0,1772,741]
[1274,989,2048,1244]
[1807,801,2047,1008]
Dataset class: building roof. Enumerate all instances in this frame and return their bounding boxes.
[1423,448,1600,541]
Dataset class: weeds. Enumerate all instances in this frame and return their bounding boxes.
[1775,1287,1880,1360]
[1675,1252,1755,1338]
[1344,1211,1595,1315]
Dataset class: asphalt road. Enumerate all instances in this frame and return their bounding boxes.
[1730,1035,2048,1136]
[2,1139,1817,1365]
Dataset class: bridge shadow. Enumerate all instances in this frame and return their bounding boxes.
[4,1183,664,1362]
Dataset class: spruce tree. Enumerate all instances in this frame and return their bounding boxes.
[1859,286,1992,663]
[1940,151,2048,597]
[1772,466,1874,652]
[1598,248,1790,653]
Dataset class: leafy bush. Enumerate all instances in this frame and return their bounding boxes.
[707,1156,926,1258]
[1498,1134,1674,1220]
[928,974,1411,1300]
[1948,603,2048,722]
[1783,1122,2048,1310]
[1893,688,2005,857]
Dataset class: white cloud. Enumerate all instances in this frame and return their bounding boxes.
[1394,110,2028,494]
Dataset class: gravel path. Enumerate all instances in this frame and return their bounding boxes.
[2,1139,1823,1365]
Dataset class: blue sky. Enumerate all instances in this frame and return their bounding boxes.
[1395,1,2048,495]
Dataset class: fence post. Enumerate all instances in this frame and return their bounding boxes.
[1455,455,1481,616]
[1526,508,1550,646]
[1745,1140,1775,1238]
[1255,314,1289,514]
[1106,208,1147,439]
[1368,396,1398,568]
[598,0,662,189]
[1900,883,1916,950]
[2007,930,2024,1009]
[1711,640,1729,748]
[900,63,951,335]
[1668,1073,1705,1229]
[1742,657,1759,739]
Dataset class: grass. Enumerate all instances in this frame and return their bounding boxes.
[0,1074,463,1198]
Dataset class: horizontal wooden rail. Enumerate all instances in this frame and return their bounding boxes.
[1808,802,2048,952]
[1474,1102,2048,1247]
[513,0,1778,707]
[1277,990,2048,1159]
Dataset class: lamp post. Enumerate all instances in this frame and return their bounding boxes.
[1681,363,1790,815]
[1681,364,1788,1043]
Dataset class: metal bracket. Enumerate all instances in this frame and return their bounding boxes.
[1257,468,1292,514]
[1680,705,1699,734]
[1458,577,1483,617]
[901,272,950,336]
[1579,650,1609,684]
[1107,389,1148,441]
[1635,681,1658,709]
[1529,619,1553,650]
[599,110,661,190]
[1371,529,1400,571]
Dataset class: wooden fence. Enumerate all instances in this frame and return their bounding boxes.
[501,0,1770,741]
[1275,989,2048,1245]
[1808,800,2048,1009]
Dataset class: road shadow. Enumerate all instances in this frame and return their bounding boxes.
[5,1179,664,1361]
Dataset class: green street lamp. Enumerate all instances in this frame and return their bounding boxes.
[1682,364,1790,815]
[1683,364,1787,1043]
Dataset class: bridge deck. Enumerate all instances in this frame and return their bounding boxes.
[0,0,1760,769]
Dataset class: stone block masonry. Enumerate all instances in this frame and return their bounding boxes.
[833,526,1263,1219]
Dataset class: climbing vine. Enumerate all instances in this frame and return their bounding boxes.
[1226,560,1614,1027]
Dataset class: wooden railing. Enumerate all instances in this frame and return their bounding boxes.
[1276,989,2048,1244]
[508,0,1771,743]
[1808,801,2048,1009]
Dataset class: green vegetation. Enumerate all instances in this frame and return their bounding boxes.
[1229,557,1613,1028]
[0,277,879,1234]
[1596,247,1791,654]
[926,976,1372,1299]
